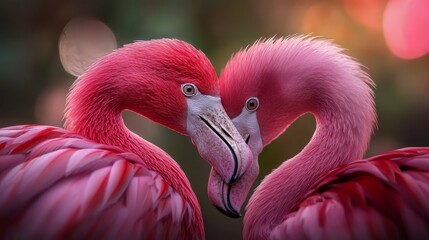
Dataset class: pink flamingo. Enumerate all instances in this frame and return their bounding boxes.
[210,36,429,239]
[0,39,253,239]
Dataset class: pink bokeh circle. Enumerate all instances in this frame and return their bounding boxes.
[383,0,429,59]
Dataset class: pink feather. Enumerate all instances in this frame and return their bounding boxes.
[272,147,429,240]
[219,36,429,239]
[0,39,250,239]
[0,125,199,239]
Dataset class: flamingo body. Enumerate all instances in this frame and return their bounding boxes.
[0,39,253,238]
[271,147,429,240]
[0,125,199,239]
[216,36,429,239]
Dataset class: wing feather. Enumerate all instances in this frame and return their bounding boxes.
[271,147,429,240]
[0,125,198,239]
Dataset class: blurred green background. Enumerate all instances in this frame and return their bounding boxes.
[1,0,429,239]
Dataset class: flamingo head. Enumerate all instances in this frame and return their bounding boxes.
[124,40,254,184]
[68,39,253,212]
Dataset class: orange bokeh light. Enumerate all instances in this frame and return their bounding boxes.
[343,0,386,30]
[301,3,351,44]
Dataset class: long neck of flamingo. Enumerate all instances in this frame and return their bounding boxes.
[65,78,203,235]
[63,64,197,211]
[65,73,171,174]
[244,62,375,239]
[246,100,374,239]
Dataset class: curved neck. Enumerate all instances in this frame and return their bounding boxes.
[245,104,374,239]
[243,51,376,239]
[64,66,181,178]
[66,88,172,175]
[64,63,202,232]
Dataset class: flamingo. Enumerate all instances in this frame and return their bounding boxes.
[0,39,253,239]
[210,36,429,239]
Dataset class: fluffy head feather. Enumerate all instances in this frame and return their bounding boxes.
[220,35,376,148]
[65,39,218,137]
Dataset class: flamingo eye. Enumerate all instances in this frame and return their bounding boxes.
[181,83,197,97]
[245,97,259,111]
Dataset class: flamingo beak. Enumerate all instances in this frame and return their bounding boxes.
[186,93,253,184]
[207,157,259,218]
[207,108,263,217]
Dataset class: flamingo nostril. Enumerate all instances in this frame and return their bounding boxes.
[245,135,250,144]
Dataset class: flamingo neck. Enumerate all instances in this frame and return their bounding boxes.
[67,95,173,175]
[246,107,373,239]
[244,67,375,239]
[64,67,202,233]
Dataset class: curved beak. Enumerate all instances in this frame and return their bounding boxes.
[186,94,253,184]
[207,109,263,217]
[207,157,259,218]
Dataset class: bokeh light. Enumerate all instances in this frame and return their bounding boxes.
[383,0,429,59]
[59,18,117,77]
[301,3,351,44]
[343,0,385,30]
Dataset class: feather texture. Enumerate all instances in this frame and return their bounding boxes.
[218,36,429,239]
[0,125,200,239]
[270,147,429,240]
